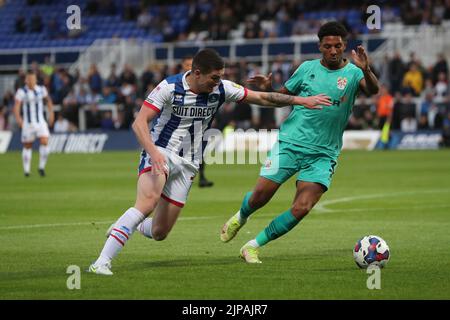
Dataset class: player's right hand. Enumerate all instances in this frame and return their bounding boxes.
[302,94,332,109]
[246,73,273,91]
[150,150,168,176]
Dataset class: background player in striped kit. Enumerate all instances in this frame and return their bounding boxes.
[13,71,54,177]
[88,48,332,275]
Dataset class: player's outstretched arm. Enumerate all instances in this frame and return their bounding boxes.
[352,45,379,95]
[243,90,332,109]
[132,105,167,175]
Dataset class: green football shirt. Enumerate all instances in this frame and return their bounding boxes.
[280,59,364,158]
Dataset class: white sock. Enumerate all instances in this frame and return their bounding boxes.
[94,207,145,266]
[39,145,50,170]
[22,148,32,174]
[247,239,260,248]
[136,218,153,239]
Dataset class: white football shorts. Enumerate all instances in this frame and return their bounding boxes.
[138,147,198,207]
[21,122,50,143]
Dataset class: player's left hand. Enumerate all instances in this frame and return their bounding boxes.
[351,45,369,71]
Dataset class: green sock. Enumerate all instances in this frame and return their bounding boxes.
[240,191,255,220]
[255,209,300,247]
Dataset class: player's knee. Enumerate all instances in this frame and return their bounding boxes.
[291,201,313,219]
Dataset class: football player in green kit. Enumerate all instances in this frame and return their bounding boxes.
[220,21,380,263]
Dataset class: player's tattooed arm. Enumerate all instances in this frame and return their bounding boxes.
[243,89,331,109]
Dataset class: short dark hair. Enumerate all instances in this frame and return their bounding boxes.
[26,70,36,76]
[318,21,348,42]
[192,48,224,74]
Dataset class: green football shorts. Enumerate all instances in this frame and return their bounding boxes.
[260,140,338,190]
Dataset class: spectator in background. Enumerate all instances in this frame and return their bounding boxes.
[0,106,7,130]
[137,7,152,31]
[123,1,139,21]
[234,101,253,130]
[418,114,429,130]
[41,56,54,77]
[440,112,450,147]
[14,69,26,91]
[97,0,116,15]
[88,64,102,94]
[376,84,394,129]
[432,53,449,83]
[276,4,293,37]
[376,55,391,89]
[100,111,116,130]
[30,12,43,32]
[100,86,117,104]
[62,89,79,127]
[15,15,26,33]
[54,113,71,133]
[401,115,418,132]
[402,63,423,96]
[120,95,136,129]
[105,63,120,91]
[422,78,436,97]
[47,18,65,39]
[119,64,138,99]
[434,72,448,98]
[397,92,417,131]
[389,52,405,94]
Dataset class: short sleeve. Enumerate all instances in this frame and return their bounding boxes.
[351,66,365,96]
[354,67,365,86]
[284,61,309,95]
[15,88,25,102]
[143,80,172,113]
[222,80,248,103]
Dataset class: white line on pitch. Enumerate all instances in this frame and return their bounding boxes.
[314,189,450,213]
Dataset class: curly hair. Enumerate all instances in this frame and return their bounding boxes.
[318,21,348,41]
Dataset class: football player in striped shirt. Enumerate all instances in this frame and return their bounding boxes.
[89,49,331,275]
[13,71,54,177]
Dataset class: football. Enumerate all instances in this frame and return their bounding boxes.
[353,235,390,269]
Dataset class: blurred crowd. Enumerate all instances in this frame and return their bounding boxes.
[12,0,450,43]
[1,51,450,145]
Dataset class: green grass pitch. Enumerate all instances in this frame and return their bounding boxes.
[0,150,449,299]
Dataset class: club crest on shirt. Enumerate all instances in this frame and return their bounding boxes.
[337,77,347,90]
[174,94,184,104]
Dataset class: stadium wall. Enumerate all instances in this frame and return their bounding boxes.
[1,130,443,154]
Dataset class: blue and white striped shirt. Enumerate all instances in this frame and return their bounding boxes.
[15,85,49,125]
[143,71,248,167]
